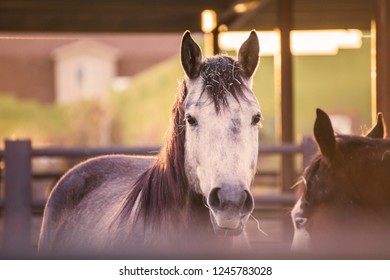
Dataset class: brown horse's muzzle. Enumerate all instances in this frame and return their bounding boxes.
[207,184,254,236]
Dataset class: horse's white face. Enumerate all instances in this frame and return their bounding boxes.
[180,31,261,235]
[290,196,310,252]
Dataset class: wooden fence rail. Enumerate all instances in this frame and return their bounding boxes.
[0,137,317,255]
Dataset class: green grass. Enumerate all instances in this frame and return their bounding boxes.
[0,95,119,147]
[0,94,69,147]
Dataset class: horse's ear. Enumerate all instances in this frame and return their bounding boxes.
[238,30,260,78]
[181,31,203,79]
[314,108,337,163]
[366,113,386,139]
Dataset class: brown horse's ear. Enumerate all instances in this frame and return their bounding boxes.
[181,31,203,79]
[366,113,386,139]
[314,108,337,163]
[238,30,260,78]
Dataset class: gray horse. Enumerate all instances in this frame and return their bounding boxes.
[39,31,262,257]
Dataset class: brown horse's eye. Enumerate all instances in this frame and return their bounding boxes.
[185,114,198,126]
[251,113,262,125]
[295,216,308,229]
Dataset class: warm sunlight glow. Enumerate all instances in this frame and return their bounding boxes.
[219,31,279,56]
[201,10,217,33]
[292,30,362,55]
[219,30,363,56]
[233,1,259,14]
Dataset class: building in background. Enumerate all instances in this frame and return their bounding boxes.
[52,40,119,104]
[0,33,182,104]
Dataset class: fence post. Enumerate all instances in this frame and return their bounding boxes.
[3,139,32,255]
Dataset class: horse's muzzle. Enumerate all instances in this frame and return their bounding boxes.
[207,184,254,236]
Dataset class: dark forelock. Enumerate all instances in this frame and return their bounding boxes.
[200,56,249,113]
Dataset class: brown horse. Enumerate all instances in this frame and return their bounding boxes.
[38,31,262,257]
[291,109,390,256]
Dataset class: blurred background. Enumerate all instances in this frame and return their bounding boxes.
[0,0,384,148]
[0,0,389,255]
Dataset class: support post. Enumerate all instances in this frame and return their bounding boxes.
[375,0,390,129]
[275,0,294,244]
[3,139,32,255]
[276,0,295,192]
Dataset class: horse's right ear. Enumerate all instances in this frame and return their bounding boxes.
[365,113,386,139]
[238,30,260,78]
[314,108,337,163]
[181,31,203,79]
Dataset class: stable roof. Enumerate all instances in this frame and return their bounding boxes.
[0,0,374,32]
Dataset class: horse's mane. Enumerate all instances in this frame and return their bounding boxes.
[118,81,189,231]
[118,56,250,233]
[337,134,390,147]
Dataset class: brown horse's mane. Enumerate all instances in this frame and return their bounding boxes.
[337,134,390,147]
[118,56,250,232]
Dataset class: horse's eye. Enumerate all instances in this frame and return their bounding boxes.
[185,114,198,126]
[251,113,262,125]
[295,217,308,229]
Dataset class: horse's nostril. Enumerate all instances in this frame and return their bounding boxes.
[208,187,222,210]
[208,187,254,214]
[243,190,254,214]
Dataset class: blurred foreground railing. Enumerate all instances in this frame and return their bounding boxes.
[0,137,317,255]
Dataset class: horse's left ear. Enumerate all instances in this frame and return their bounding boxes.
[181,31,203,79]
[314,108,337,163]
[365,112,386,139]
[238,30,260,78]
